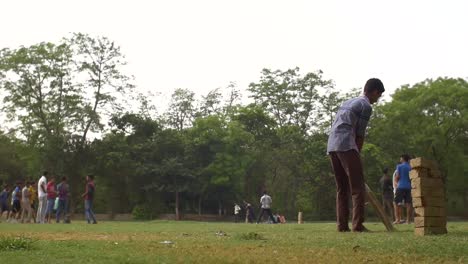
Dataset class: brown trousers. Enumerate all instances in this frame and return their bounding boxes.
[330,150,366,231]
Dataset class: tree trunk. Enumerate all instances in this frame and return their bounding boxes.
[218,200,222,216]
[198,196,202,216]
[175,190,180,221]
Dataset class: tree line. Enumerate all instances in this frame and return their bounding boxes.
[0,33,467,220]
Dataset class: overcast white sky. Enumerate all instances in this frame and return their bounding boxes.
[1,0,467,104]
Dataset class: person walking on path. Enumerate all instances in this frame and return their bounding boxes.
[10,181,22,222]
[82,175,97,224]
[45,177,57,223]
[379,168,394,221]
[36,172,48,224]
[21,181,33,223]
[327,78,385,232]
[56,177,70,223]
[234,203,241,223]
[243,202,255,223]
[28,181,37,223]
[256,191,276,224]
[0,185,11,221]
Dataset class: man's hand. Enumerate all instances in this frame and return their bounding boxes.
[356,136,364,152]
[395,172,400,182]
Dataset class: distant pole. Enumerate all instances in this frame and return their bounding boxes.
[298,212,303,224]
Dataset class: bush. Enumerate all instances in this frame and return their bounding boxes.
[132,204,154,220]
[0,236,36,251]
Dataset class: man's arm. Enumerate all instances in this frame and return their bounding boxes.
[355,103,372,152]
[355,137,364,152]
[40,182,46,194]
[82,184,88,197]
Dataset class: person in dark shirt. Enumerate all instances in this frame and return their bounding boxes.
[379,168,394,221]
[81,174,97,224]
[0,185,11,221]
[56,176,70,223]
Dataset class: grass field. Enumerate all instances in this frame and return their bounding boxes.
[1,220,467,263]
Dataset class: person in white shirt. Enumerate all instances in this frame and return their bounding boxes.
[36,171,48,224]
[21,182,32,223]
[234,204,241,223]
[257,191,277,224]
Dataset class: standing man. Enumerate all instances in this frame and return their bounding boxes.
[10,181,22,222]
[256,191,276,224]
[82,175,97,224]
[327,78,384,232]
[21,181,33,223]
[234,203,241,223]
[394,154,413,224]
[243,202,255,223]
[29,181,37,223]
[45,177,57,223]
[37,171,48,224]
[0,185,11,221]
[56,177,70,223]
[379,168,394,221]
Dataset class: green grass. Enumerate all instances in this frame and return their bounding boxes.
[0,220,467,263]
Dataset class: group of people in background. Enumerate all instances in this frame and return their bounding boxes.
[0,172,98,224]
[234,191,286,224]
[380,154,414,225]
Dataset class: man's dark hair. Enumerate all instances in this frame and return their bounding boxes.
[62,176,67,181]
[43,171,48,176]
[364,78,385,94]
[383,168,389,174]
[88,174,94,180]
[401,154,411,162]
[263,190,267,195]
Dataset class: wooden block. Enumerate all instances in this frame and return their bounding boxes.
[411,188,445,198]
[413,197,446,208]
[415,207,446,217]
[410,158,436,169]
[411,177,444,190]
[410,169,429,180]
[415,226,447,236]
[414,217,447,228]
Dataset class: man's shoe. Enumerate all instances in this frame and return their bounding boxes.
[353,226,371,233]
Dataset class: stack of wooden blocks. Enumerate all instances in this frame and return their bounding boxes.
[410,157,447,236]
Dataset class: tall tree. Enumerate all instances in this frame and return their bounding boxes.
[69,33,134,147]
[166,88,196,131]
[248,67,332,131]
[0,42,81,171]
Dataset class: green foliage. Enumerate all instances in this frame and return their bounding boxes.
[131,204,154,220]
[367,78,468,214]
[1,222,468,263]
[248,67,332,131]
[1,34,467,219]
[0,236,36,251]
